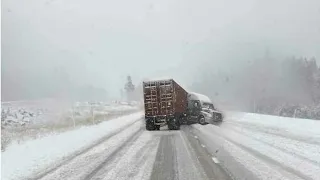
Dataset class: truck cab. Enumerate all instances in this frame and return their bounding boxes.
[186,92,223,125]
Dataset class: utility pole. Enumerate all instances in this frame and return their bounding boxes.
[91,104,95,124]
[72,106,76,128]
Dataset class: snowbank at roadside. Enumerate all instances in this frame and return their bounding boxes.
[1,112,143,180]
[225,111,320,138]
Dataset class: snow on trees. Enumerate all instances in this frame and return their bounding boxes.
[124,76,135,102]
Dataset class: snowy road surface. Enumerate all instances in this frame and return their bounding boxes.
[25,122,231,180]
[3,112,320,180]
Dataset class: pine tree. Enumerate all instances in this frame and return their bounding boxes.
[124,76,135,101]
[124,76,135,92]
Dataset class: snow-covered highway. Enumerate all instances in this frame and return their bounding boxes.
[2,112,320,180]
[24,122,231,180]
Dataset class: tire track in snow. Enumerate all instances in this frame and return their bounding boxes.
[150,135,178,180]
[189,125,269,180]
[223,140,304,180]
[193,124,320,180]
[83,129,145,180]
[181,126,232,180]
[88,131,160,180]
[227,125,320,165]
[214,124,320,180]
[33,120,143,180]
[225,138,312,180]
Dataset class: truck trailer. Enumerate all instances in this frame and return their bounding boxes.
[143,79,187,130]
[142,78,223,131]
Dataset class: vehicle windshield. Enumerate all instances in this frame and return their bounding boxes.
[202,103,214,110]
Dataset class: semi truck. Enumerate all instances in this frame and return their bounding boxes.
[142,78,223,131]
[185,92,224,125]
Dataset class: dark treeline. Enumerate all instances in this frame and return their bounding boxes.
[192,56,320,120]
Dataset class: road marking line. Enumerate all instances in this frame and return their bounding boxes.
[201,144,206,148]
[212,157,220,164]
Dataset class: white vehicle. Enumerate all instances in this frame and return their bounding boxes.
[186,92,224,125]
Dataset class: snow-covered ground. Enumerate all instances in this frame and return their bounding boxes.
[1,100,142,151]
[1,100,141,127]
[226,112,320,138]
[2,110,319,180]
[1,112,144,180]
[191,111,320,180]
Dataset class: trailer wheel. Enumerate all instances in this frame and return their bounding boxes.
[168,119,174,130]
[198,116,206,125]
[155,125,161,130]
[146,120,155,131]
[175,121,180,130]
[168,118,180,130]
[179,115,187,125]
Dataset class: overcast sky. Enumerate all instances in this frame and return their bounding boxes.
[2,0,320,99]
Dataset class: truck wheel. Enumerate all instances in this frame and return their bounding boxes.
[168,119,180,130]
[168,119,179,130]
[146,120,155,131]
[179,115,187,125]
[198,116,206,125]
[175,121,180,130]
[214,113,223,122]
[168,123,174,130]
